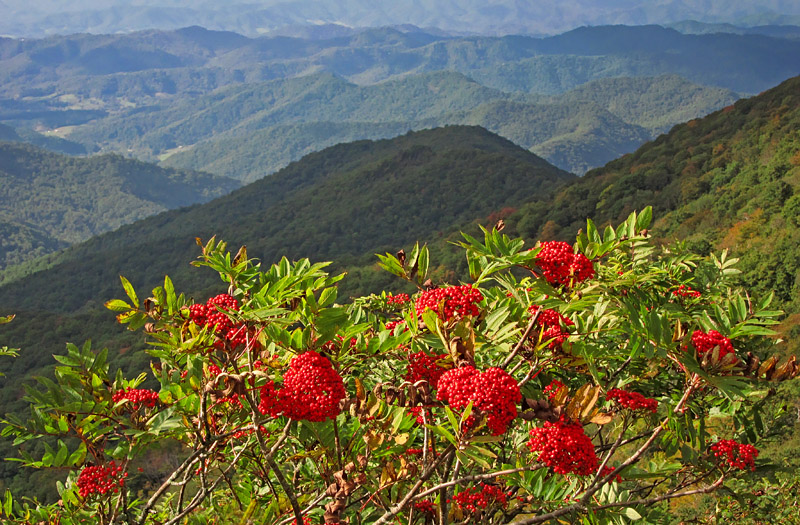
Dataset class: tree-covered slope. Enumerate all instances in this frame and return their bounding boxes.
[506,74,800,318]
[0,141,240,269]
[0,126,573,314]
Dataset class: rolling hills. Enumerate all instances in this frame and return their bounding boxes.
[145,72,735,179]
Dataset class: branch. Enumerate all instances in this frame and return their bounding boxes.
[371,446,455,525]
[413,464,545,501]
[502,309,541,369]
[594,474,725,511]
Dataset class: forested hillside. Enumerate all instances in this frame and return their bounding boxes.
[0,142,239,269]
[151,73,735,179]
[505,74,800,342]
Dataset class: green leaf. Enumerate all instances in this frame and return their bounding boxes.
[624,507,642,520]
[104,299,132,312]
[119,276,139,308]
[636,207,652,232]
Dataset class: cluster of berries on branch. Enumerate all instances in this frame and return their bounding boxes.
[451,483,509,514]
[710,439,758,471]
[385,319,406,332]
[414,499,435,514]
[76,462,127,498]
[259,351,346,422]
[534,241,595,287]
[527,416,599,476]
[112,388,160,409]
[404,351,448,386]
[415,285,483,321]
[543,380,566,402]
[437,366,521,435]
[529,306,574,349]
[189,294,248,350]
[672,285,701,298]
[386,293,410,305]
[691,329,736,360]
[605,388,657,413]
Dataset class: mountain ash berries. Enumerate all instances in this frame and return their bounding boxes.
[527,417,599,476]
[534,241,595,287]
[112,388,160,409]
[691,330,735,360]
[189,294,248,349]
[76,462,126,498]
[437,366,521,435]
[451,483,509,514]
[710,439,758,471]
[415,285,483,321]
[529,306,574,349]
[259,351,346,422]
[404,351,448,386]
[605,388,657,413]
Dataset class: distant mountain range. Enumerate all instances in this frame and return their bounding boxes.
[152,73,735,181]
[7,23,797,181]
[1,0,799,37]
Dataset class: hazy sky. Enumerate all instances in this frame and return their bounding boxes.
[2,0,800,37]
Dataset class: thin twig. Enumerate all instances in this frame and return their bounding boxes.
[502,309,541,369]
[371,446,455,525]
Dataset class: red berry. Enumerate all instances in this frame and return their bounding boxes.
[535,241,594,287]
[415,285,483,321]
[527,417,599,476]
[437,367,521,435]
[112,388,160,410]
[710,439,758,471]
[691,330,736,361]
[606,388,657,413]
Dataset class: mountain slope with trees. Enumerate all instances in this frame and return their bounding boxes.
[505,74,800,327]
[0,141,240,269]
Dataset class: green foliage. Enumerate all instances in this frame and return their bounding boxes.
[0,210,794,524]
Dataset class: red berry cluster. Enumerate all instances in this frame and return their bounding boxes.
[437,367,521,435]
[529,306,574,349]
[76,462,127,498]
[405,351,448,386]
[387,293,410,305]
[414,499,435,514]
[527,417,599,476]
[534,241,595,287]
[112,388,160,409]
[605,388,657,413]
[409,406,432,425]
[232,425,270,440]
[259,351,346,422]
[415,285,483,321]
[710,439,758,471]
[672,285,701,298]
[189,294,248,349]
[543,380,566,402]
[385,319,406,332]
[257,380,281,417]
[691,330,735,360]
[451,484,509,514]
